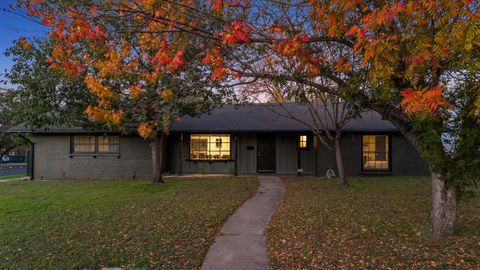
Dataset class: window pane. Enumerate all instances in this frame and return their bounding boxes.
[299,135,308,149]
[362,135,389,170]
[190,134,231,160]
[98,135,120,153]
[73,136,96,153]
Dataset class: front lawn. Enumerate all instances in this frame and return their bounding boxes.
[268,177,480,270]
[0,177,257,269]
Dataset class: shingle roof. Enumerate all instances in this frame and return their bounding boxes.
[170,103,396,132]
[7,123,120,134]
[8,103,397,133]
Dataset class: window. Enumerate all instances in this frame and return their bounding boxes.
[73,136,96,153]
[362,135,390,170]
[72,135,120,154]
[190,134,230,160]
[298,135,308,149]
[98,135,120,153]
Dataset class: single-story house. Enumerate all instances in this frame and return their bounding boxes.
[8,103,430,180]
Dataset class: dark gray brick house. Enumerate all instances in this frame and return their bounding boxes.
[9,104,430,180]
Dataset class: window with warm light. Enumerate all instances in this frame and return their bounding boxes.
[298,135,308,149]
[190,134,231,160]
[362,135,390,170]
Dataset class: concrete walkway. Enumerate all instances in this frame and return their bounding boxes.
[201,176,285,270]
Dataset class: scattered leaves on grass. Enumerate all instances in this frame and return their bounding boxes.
[267,177,480,270]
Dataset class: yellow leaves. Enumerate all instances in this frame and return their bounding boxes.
[161,89,174,101]
[94,48,122,77]
[84,75,123,125]
[85,105,123,125]
[137,122,156,138]
[84,75,117,100]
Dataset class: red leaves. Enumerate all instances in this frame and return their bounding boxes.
[210,0,250,13]
[210,0,224,12]
[151,39,170,65]
[401,85,451,116]
[55,61,83,77]
[221,20,252,45]
[169,50,185,72]
[275,34,308,57]
[211,67,230,80]
[151,40,185,72]
[41,19,51,25]
[202,46,223,66]
[203,46,229,80]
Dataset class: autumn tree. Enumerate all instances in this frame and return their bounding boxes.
[17,0,229,183]
[20,0,480,236]
[202,0,480,238]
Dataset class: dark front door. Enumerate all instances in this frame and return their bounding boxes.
[257,134,276,173]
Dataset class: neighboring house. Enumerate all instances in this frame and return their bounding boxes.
[8,104,430,180]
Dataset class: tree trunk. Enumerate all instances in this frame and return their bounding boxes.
[431,172,457,238]
[151,134,165,183]
[334,134,347,185]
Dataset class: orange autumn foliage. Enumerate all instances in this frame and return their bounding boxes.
[137,122,156,138]
[221,21,252,45]
[401,85,451,116]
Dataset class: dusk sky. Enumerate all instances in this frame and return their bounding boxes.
[0,0,47,78]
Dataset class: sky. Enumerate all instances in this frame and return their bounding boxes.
[0,0,47,79]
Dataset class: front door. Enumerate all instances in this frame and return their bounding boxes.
[257,134,276,173]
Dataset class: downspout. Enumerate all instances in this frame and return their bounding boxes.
[18,134,34,180]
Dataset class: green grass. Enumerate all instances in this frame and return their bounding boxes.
[0,173,27,180]
[268,177,480,270]
[0,177,257,269]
